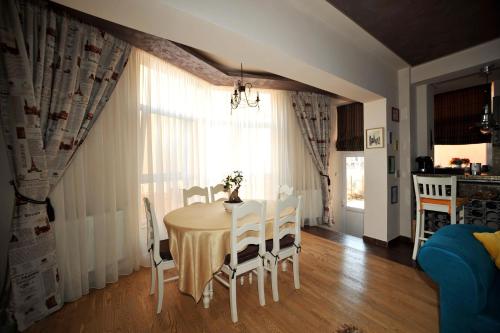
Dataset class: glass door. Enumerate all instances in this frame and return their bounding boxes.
[343,154,364,237]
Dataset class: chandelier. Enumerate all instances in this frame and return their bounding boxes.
[230,63,260,112]
[479,65,496,135]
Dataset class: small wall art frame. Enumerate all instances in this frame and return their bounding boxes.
[388,156,395,174]
[391,185,398,204]
[392,107,399,122]
[366,127,385,149]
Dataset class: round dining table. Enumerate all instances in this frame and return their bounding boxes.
[163,200,292,308]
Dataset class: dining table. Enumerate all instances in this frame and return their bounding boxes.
[163,200,293,308]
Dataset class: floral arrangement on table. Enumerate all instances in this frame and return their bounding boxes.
[449,157,470,168]
[222,170,243,203]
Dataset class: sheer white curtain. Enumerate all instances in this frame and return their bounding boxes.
[272,91,323,225]
[137,49,322,260]
[50,57,141,302]
[51,48,324,298]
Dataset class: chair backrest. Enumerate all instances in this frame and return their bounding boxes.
[229,200,266,267]
[413,175,457,211]
[210,183,226,203]
[272,195,302,253]
[143,197,162,265]
[183,186,209,207]
[277,184,293,200]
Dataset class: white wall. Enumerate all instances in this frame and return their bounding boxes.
[411,38,500,85]
[415,84,434,157]
[398,68,412,238]
[363,99,388,241]
[54,0,404,104]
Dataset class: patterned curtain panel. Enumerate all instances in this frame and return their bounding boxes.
[336,102,363,151]
[291,92,332,224]
[0,0,131,330]
[434,84,491,145]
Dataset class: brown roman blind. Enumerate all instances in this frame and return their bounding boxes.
[336,102,364,151]
[434,84,491,145]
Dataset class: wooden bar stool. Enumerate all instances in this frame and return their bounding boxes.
[412,175,467,260]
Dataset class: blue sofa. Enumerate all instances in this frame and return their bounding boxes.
[417,224,500,333]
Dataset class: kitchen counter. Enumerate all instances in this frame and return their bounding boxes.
[412,172,500,230]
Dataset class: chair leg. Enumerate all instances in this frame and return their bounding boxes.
[240,275,244,286]
[293,253,300,290]
[271,260,279,302]
[230,275,238,323]
[249,272,252,285]
[281,261,288,272]
[156,268,164,314]
[209,280,214,299]
[257,264,265,306]
[459,207,465,224]
[150,257,156,296]
[412,209,422,261]
[451,207,457,225]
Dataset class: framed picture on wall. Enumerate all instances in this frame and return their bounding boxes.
[392,107,399,122]
[388,156,395,174]
[391,186,398,204]
[366,127,385,149]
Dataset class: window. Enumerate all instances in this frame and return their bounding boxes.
[345,156,364,209]
[434,143,491,167]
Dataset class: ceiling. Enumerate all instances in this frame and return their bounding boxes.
[326,0,500,66]
[51,2,352,104]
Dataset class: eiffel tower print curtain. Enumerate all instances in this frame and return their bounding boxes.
[0,0,131,330]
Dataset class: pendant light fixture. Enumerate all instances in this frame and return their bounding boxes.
[479,65,495,135]
[230,63,260,112]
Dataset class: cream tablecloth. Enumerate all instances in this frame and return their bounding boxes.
[164,200,292,302]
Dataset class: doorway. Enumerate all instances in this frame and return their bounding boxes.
[342,154,364,237]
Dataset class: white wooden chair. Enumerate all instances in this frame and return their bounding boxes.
[277,184,293,200]
[182,186,209,207]
[276,185,294,272]
[210,183,226,203]
[143,198,179,314]
[412,175,466,260]
[214,200,267,323]
[266,195,302,302]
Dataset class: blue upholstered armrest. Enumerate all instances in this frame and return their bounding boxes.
[417,224,496,314]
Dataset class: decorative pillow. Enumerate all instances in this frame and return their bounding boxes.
[473,231,500,269]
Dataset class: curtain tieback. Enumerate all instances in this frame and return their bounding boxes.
[10,181,55,222]
[320,173,331,186]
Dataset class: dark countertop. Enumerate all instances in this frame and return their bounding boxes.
[413,173,500,184]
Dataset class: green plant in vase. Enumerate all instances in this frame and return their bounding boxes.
[223,171,243,203]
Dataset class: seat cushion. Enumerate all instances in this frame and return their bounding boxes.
[473,231,500,268]
[265,234,295,252]
[224,244,259,265]
[159,239,173,261]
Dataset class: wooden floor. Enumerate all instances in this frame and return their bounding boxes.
[27,232,439,333]
[303,226,415,267]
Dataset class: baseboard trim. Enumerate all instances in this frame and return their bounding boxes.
[362,236,388,248]
[391,235,413,245]
[363,235,413,248]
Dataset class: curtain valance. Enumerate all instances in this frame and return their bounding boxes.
[336,102,364,151]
